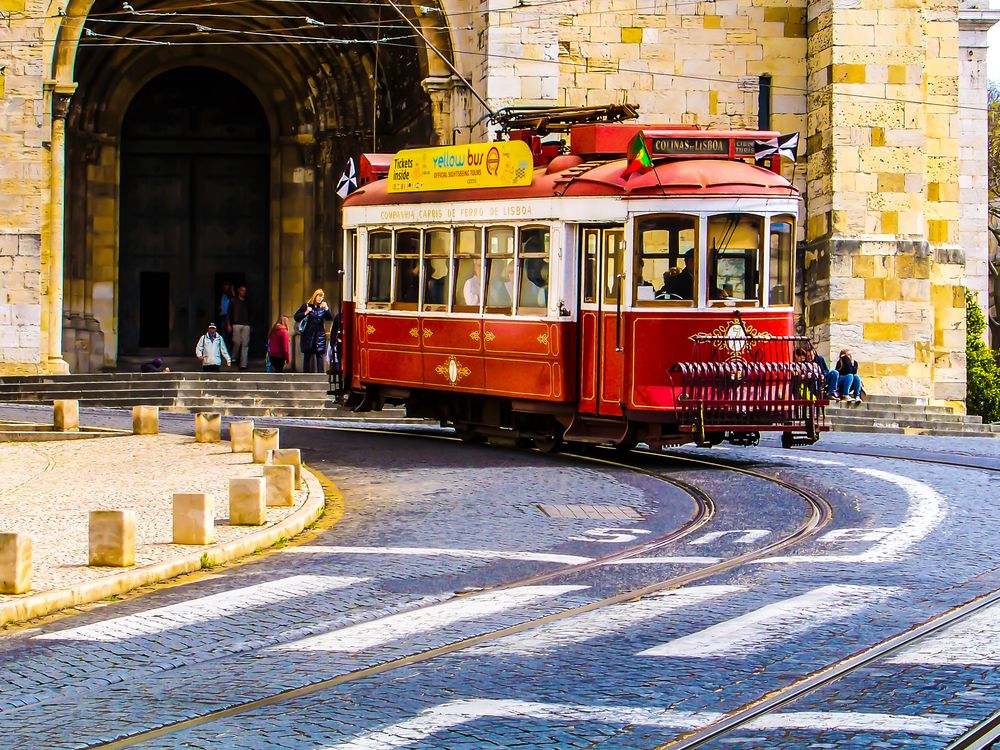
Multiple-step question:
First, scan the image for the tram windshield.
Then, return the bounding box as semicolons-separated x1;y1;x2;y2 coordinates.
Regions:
769;216;794;306
635;215;697;304
707;214;761;304
518;227;549;311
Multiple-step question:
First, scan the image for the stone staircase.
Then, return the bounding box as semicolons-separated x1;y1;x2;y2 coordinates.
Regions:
0;372;342;418
826;394;1000;438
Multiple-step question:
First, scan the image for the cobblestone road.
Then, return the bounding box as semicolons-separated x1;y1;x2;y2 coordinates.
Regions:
0;403;998;749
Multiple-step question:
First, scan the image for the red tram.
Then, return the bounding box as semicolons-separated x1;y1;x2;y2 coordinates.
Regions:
339;118;826;451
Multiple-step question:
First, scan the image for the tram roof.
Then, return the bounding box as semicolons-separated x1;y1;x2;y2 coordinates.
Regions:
343;157;799;208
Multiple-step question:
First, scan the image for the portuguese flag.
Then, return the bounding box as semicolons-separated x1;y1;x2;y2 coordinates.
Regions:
622;131;653;178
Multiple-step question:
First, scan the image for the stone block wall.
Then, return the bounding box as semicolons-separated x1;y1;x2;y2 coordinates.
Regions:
0;0;50;373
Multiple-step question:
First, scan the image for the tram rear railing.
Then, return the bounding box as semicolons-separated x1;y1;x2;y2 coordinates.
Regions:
671;334;826;437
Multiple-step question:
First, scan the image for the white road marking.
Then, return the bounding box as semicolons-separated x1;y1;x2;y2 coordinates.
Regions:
600;556;722;565
638;584;894;657
782;455;845;466
283;585;588;652
321;699;971;750
689;529;771;545
888;604;1000;664
282;546;593;565
475;585;744;655
34;575;365;642
567;527;652;543
760;468;946;564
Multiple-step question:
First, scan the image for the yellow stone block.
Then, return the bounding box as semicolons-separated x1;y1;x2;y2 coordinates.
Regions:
927;219;950;244
132;406;159;435
263;464;295;507
268;448;302;490
229;478;266;526
0;0;26;10
833;64;866;84
0;533;31;594
709;90;718;115
888;65;907;84
53;400;79;432
252;428;280;464
870;127;885;147
878;173;904;193
172;493;215;545
864;322;903;341
89;510;136;567
229;420;255;452
881;211;899;234
830;299;850;322
703;15;721;29
915;341;931;364
195;413;222;443
853;255;874;278
621;27;642;43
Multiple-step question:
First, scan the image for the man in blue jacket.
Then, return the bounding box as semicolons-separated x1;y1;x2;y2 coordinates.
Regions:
196;323;232;372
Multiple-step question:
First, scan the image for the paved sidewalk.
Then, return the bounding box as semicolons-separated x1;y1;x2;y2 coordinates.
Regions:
0;427;327;624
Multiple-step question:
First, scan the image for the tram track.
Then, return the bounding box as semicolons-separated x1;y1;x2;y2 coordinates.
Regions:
650;587;1000;750
80;425;835;750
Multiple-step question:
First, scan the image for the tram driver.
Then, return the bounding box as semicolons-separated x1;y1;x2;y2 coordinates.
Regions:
658;248;695;300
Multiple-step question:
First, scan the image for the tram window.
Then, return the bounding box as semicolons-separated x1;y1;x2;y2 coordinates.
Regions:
582;229;599;304
636;215;697;304
394;230;420;309
453;227;483;311
485;227;515;313
769;216;794;306
603;229;625;304
707;214;761;304
518;227;549;312
367;231;391;306
423;229;450;311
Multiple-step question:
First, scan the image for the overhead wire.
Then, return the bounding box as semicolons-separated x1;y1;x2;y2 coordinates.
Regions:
0;0;987;113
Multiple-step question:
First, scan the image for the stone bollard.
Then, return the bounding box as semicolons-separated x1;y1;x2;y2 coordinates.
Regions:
263;464;295;507
229;420;255;453
89;510;136;567
53;399;79;432
268;448;302;490
0;533;32;594
172;493;215;545
195;413;222;443
229;478;266;525
132;405;159;435
252;428;279;464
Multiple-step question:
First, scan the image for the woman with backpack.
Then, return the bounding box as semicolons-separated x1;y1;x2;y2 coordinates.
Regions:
293;289;334;373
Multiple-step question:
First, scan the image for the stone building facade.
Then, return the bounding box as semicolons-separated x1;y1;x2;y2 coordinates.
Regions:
0;0;996;407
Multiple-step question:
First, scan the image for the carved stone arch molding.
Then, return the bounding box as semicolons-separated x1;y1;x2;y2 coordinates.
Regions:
51;0;450;367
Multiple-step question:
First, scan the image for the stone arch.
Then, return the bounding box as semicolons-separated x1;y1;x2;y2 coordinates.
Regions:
51;0;456;368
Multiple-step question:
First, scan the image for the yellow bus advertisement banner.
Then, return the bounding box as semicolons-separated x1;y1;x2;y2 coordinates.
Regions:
387;141;534;193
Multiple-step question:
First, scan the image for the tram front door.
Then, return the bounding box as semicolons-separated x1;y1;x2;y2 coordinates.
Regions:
578;226;626;417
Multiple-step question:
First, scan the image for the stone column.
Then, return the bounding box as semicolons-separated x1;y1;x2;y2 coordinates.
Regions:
804;0;965;405
421;75;462;146
958;8;1000;330
44;83;76;375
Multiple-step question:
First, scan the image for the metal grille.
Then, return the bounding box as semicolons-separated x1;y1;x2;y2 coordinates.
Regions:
535;504;644;521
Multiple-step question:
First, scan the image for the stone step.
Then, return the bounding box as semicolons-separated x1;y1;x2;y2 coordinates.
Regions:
828;423;997;438
828;401;957;416
0;372;329;385
174;397;337;409
827;414;997;434
827;408;983;424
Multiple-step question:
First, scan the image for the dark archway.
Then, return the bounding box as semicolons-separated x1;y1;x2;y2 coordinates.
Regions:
118;66;269;358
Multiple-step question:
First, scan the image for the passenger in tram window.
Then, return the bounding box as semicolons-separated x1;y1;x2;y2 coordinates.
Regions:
659;248;695;300
424;258;448;306
520;258;549;309
396;259;421;304
486;260;515;309
460;259;482;306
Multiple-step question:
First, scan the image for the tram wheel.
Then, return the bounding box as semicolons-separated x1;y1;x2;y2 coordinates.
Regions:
613;437;639;453
534;435;564;454
780;431;794;449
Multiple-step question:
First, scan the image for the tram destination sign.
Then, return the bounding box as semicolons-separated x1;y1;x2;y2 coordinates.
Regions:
649;136;758;158
387;141;534;193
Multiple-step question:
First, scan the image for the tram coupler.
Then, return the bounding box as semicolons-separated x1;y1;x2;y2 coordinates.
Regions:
727;431;760;447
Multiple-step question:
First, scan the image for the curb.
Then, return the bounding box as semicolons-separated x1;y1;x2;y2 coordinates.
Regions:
0;464;331;627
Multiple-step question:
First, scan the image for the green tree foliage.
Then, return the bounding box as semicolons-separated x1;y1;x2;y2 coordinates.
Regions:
966;289;1000;423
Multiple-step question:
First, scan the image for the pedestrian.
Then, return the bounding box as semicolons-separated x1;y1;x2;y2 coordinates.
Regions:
804;348;840;400
267;316;291;373
835;349;863;402
195;322;231;372
293;289;334;373
139;356;170;374
217;282;233;347
228;284;251;370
